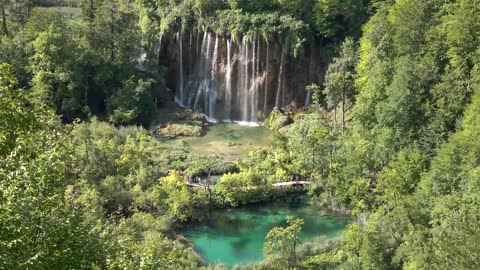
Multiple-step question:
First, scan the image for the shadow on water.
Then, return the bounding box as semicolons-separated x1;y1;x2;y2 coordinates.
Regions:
181;198;351;268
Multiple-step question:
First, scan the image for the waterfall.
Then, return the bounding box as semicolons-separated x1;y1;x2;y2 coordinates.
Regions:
250;36;256;122
225;38;232;120
207;35;219;121
276;45;286;108
249;35;261;122
237;38;243;120
189;32;193;50
196;29;201;57
255;36;260;121
194;32;208;110
245;38;249;122
239;36;250;122
158;35;163;55
201;33;212;116
203;32;212;80
211;35;219;80
169;31;307;125
177;31;184;104
282;58;286;107
263;41;269;115
188;32;193;76
189;30;202;107
305;43;314;106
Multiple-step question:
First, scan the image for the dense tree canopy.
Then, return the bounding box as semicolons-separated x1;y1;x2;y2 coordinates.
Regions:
2;0;480;269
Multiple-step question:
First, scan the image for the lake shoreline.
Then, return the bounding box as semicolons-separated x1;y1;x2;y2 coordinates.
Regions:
177;197;352;268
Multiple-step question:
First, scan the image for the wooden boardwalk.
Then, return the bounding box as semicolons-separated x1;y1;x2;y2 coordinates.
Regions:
272;181;312;187
186;182;205;188
186;181;312;189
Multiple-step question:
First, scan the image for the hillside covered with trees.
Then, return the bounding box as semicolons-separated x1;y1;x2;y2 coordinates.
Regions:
1;0;480;269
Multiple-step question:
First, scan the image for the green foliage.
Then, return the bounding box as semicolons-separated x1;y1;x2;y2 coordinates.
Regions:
3;0;480;268
108;77;156;125
0;63;37;155
264;216;304;269
29;24;78;111
158;123;204;137
323;37;357;128
183;155;238;177
105;212;203;269
1;0;158;125
377;145;426;201
305;83;321;106
68;119;221;217
238;112;339;198
157;171;208;221
137;0;371;57
313;0;371;39
264;109;291;131
0;66;103;268
214;170;267;207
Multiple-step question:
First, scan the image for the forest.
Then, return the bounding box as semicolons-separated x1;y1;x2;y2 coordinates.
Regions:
1;0;480;269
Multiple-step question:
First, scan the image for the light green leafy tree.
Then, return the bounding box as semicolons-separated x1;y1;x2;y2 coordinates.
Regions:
264;216;304;269
323;37;357;129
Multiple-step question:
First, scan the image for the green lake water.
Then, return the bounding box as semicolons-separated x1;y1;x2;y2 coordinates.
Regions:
163;123;273;160
182;201;350;268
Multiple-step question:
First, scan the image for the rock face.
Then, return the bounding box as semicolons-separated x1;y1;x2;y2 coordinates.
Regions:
160;31;327;123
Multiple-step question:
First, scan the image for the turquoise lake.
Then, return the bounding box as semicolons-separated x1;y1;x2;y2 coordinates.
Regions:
182;200;350;267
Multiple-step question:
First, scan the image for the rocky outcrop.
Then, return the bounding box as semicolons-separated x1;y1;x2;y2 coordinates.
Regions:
264;108;291;131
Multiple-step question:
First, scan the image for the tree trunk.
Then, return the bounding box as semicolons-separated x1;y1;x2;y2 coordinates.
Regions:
84;140;90;165
26;0;32;18
110;0;115;62
292;240;297;268
342;88;346;132
85;70;89;110
89;0;94;20
334;106;337;127
1;0;7;36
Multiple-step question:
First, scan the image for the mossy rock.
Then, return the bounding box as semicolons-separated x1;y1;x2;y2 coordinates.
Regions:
158;123;204;137
226;141;241;147
264;109;291;131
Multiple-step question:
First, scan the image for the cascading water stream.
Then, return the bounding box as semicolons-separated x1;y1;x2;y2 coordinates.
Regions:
263;41;269;114
207;35;219;122
305;42;314;106
225;38;232;120
177;31;184;105
243;37;249;122
249;35;262;122
172;31;310;125
256;36;261;121
194;32;208;110
158;35;163;55
276;46;285;108
250;36;256;122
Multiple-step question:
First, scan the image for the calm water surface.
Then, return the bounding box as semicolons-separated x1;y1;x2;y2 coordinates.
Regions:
182;201;350;267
